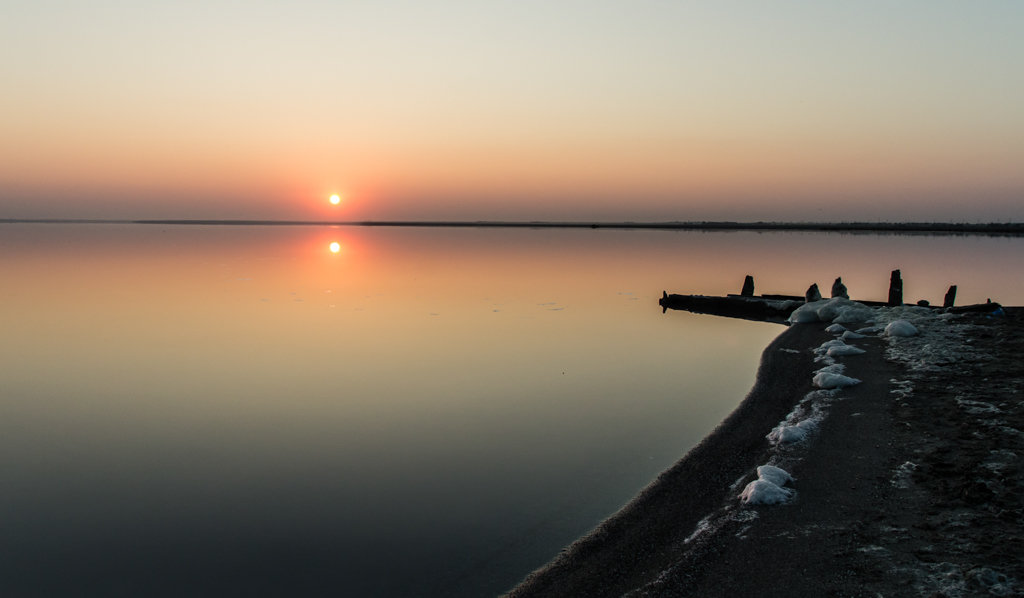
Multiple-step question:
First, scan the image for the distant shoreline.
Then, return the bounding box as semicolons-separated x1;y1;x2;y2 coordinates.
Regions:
2;218;1023;235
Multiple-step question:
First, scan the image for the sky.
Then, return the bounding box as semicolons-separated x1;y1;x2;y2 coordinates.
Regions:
2;1;1022;222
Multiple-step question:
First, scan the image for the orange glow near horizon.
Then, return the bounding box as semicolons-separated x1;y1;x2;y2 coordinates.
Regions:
2;3;1021;223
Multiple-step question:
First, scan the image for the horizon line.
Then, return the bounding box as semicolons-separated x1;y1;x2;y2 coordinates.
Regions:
2;218;1023;235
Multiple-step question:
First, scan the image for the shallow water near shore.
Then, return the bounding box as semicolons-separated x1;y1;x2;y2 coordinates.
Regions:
1;224;1023;596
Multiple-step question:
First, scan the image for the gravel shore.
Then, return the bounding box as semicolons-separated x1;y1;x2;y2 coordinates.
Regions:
507;306;1023;597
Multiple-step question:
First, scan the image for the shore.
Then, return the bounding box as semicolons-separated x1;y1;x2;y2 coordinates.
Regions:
507;306;1023;597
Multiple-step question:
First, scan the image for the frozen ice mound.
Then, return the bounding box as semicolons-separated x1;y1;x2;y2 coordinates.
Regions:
884;319;919;337
756;465;794;487
827;344;866;357
788;298;876;325
813;371;862;389
739;464;796;504
739;479;793;505
767;419;817;444
814;339;866;360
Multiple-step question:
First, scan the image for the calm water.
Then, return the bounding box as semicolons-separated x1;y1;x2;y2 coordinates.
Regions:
2;224;1023;597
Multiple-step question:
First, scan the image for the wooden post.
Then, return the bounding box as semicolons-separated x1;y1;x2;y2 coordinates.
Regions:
888;270;903;306
741;275;755;297
943;285;957;308
831;277;849;299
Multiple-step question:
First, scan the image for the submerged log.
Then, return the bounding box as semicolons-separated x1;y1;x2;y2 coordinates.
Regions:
659;292;799;323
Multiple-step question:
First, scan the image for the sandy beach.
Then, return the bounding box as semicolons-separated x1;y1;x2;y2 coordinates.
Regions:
508;305;1023;597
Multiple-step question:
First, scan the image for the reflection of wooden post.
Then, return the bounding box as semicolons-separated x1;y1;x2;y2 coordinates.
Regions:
888;270;903;306
943;285;957;308
741;275;755;297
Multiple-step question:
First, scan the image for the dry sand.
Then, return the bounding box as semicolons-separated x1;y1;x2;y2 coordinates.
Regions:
507;307;1023;597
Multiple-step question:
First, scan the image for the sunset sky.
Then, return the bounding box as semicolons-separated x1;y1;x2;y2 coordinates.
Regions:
2;1;1022;222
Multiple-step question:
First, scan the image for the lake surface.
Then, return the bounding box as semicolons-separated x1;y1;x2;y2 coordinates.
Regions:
2;224;1022;597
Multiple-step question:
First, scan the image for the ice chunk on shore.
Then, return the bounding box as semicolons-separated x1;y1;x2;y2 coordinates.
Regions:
739;479;793;505
788;298;875;325
768;419;817;444
740;464;795;504
832;304;875;324
815;339;846;353
841;330;866;340
825;323;847;334
828;344;866;357
757;465;794;487
813;371;861;389
789;301;826;323
814;339;866;360
884;320;919;337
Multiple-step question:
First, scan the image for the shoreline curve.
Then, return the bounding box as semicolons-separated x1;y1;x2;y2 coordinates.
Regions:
505;322;831;597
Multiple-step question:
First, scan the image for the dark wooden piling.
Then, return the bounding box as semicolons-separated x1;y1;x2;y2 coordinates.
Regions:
741;275;755;297
944;285;957;308
831;277;848;299
888;270;903;306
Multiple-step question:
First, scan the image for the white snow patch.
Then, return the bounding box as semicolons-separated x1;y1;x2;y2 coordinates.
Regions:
890;379;915;402
813;371;861;389
767;419;818;444
739;479;793;505
828;344;866;357
766;389;836;447
756;465;794;487
739;465;796;505
891;461;918;489
815;339;846;352
813;339;845;362
885;320;919;337
683;515;714;544
789;302;825;323
833;305;876;325
813;340;865;361
788;297;875;325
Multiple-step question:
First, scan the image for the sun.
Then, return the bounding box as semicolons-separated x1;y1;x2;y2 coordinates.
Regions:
329;241;341;254
329;194;342;205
